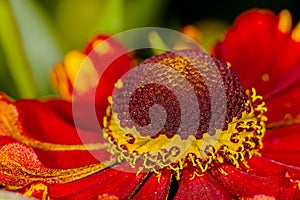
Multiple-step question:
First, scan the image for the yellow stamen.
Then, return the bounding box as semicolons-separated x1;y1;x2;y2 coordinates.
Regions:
189;170;203;180
103;88;267;180
296;180;300;189
98;194;119;200
114;79;123;89
262;73;270;82
278;10;292;34
226;62;231;68
23;183;49;200
218;167;229;176
292;22;300;42
267;114;300;129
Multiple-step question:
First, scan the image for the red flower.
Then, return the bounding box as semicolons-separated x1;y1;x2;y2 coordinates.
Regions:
213;9;300;168
1;9;300;199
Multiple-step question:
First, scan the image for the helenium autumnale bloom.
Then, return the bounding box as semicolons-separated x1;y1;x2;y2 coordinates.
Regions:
1;8;300;199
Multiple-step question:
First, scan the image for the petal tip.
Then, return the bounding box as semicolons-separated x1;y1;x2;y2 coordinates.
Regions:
278;9;292;34
291;22;300;42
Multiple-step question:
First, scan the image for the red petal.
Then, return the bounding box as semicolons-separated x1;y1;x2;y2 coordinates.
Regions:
0;136;15;146
14;99;110;169
48;163;148;199
15;100;101;144
211;163;297;198
33;149;108;169
214;9;300;96
262;124;300;167
174;167;231;199
83;35;135;123
84;35;112;54
264;123;300;141
0;143;57;187
265;78;300;125
133;169;172;200
52;35;135;125
246;157;300;199
247;156;300;180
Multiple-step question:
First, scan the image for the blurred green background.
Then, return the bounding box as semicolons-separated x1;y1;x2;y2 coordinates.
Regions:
0;0;299;99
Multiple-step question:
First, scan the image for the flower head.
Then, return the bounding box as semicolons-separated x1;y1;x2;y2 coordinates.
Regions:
104;49;267;181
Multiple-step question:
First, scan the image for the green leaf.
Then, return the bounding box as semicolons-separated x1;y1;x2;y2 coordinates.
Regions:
0;43;18;97
55;0;107;49
125;0;168;29
10;0;64;96
91;0;125;34
0;0;38;98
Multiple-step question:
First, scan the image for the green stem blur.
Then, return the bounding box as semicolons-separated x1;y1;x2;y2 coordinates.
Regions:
0;0;38;98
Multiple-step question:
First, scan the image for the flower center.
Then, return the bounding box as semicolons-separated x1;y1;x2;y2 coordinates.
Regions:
103;50;267;179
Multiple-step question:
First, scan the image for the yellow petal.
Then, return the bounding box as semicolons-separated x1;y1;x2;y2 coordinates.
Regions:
65;52;99;96
292;22;300;42
92;39;113;55
64;50;87;85
51;62;72;101
278;9;292;34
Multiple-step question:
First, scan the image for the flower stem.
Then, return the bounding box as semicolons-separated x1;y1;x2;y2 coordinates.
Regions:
0;0;38;98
